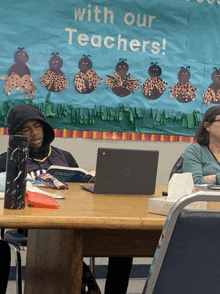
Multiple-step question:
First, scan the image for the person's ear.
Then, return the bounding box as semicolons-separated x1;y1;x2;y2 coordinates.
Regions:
204;122;210;132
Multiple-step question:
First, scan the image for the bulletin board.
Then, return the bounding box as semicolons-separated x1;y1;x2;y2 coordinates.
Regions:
0;0;219;139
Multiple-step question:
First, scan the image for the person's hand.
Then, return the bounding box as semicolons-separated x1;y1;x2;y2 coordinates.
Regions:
203;175;216;184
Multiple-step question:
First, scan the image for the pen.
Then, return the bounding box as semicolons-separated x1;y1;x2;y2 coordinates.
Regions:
53;195;66;199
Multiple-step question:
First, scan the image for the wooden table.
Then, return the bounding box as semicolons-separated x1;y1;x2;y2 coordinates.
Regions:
0;184;167;294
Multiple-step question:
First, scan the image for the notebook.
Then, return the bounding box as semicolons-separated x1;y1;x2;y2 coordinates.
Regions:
81;148;159;195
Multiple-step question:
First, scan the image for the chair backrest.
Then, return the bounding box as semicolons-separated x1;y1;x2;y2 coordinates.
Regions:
143;192;220;294
168;153;184;181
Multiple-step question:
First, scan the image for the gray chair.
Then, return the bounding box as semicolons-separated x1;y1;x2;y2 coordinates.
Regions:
169;153;184;180
143;191;220;294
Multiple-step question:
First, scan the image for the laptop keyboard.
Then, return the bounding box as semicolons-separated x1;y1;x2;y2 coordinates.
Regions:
81;184;95;193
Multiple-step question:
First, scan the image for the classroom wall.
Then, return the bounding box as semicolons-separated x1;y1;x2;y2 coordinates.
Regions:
0;135;190;185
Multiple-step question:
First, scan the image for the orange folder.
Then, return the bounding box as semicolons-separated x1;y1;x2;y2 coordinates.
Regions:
26;191;60;209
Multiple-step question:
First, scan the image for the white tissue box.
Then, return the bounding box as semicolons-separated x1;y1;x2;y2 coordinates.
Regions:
148;196;207;216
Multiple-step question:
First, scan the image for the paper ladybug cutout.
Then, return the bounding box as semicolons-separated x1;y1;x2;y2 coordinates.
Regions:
75;55;103;94
143;62;167;99
169;66;198;103
105;58;141;97
203;67;220;106
40;53;69;92
0;47;37;99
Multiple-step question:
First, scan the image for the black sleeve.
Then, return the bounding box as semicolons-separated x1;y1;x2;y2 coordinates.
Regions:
0;152;7;173
61;150;79;168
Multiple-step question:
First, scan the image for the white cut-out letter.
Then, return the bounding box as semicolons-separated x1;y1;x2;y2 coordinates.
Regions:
88;4;91;21
94;5;101;22
75;8;86;20
65;28;77;45
130;39;140;51
104;36;115;49
78;33;89;46
104;7;114;23
148;15;156;28
151;42;160;54
117;34;127;50
142;41;150;53
91;35;102;47
124;12;135;25
137;14;146;27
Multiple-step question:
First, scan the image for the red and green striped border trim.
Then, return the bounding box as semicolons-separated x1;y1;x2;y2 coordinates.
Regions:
0;127;196;142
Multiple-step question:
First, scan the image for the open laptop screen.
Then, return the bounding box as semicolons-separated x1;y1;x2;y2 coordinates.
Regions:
82;148;159;195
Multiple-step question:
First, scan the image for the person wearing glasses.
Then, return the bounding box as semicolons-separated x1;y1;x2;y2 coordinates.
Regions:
183;105;220;184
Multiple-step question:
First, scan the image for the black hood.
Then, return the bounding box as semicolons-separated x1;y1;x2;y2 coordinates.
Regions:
7;104;55;146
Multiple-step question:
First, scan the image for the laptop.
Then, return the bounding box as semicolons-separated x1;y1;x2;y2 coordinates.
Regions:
81;148;159;195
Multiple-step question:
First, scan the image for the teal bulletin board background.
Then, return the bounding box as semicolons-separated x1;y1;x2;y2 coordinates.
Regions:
0;0;220;136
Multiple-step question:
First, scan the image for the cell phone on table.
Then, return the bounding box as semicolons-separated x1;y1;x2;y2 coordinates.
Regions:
208;185;220;190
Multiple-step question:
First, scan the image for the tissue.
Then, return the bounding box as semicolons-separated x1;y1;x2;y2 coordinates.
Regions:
167;172;194;201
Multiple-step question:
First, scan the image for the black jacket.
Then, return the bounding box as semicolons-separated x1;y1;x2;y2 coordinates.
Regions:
0;104;78;175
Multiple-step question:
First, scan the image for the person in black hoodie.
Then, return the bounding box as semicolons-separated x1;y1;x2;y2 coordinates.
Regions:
0;104;132;294
0;104;78;176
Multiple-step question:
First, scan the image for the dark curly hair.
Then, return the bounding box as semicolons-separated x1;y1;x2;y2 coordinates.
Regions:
196;105;220;146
